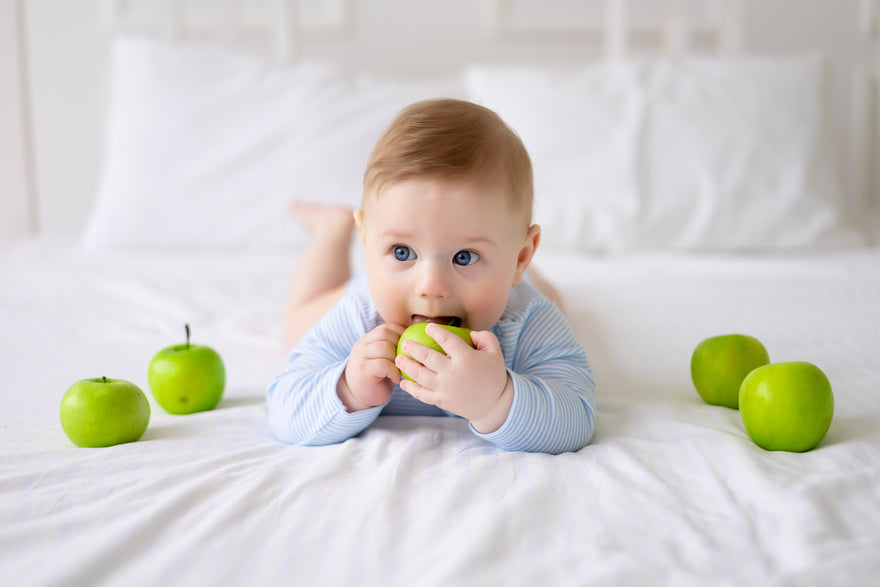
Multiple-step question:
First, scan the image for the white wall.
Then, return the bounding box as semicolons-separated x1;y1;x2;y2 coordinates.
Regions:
13;0;880;239
23;0;109;237
0;0;35;240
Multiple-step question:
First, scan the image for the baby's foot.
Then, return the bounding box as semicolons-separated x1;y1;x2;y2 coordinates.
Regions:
289;202;355;240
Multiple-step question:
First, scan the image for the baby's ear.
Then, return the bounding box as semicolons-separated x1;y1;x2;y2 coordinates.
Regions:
513;224;541;285
354;210;365;240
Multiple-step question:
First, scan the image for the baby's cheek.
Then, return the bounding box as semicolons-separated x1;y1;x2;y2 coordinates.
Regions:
465;288;509;332
377;294;412;327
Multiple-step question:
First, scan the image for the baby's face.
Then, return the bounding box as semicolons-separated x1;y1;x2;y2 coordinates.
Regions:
356;176;537;332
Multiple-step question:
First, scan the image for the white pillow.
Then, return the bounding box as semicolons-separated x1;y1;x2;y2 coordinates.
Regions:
82;36;463;251
466;56;866;252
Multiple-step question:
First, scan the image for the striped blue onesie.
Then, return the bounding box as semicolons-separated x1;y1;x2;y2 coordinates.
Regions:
267;273;596;453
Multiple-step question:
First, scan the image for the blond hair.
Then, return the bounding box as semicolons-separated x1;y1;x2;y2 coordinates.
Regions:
363;99;533;226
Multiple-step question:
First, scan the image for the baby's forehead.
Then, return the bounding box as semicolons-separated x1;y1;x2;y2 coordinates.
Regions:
365;174;525;216
362;184;530;246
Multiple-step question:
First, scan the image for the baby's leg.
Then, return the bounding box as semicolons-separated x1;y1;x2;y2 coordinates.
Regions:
284;203;356;347
528;266;566;316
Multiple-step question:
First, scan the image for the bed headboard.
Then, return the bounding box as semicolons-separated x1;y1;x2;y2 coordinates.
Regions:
104;0;745;63
1;0;878;241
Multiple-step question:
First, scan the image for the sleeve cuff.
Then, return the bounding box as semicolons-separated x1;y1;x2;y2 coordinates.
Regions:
303;364;387;445
468;369;527;448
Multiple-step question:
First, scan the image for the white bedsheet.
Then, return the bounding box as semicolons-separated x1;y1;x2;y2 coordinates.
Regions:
1;237;879;586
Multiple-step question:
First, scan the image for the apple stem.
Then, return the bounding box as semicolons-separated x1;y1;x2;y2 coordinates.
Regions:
185;323;190;350
102;376;107;383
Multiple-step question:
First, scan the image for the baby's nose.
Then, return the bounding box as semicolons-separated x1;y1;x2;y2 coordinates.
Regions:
416;260;450;298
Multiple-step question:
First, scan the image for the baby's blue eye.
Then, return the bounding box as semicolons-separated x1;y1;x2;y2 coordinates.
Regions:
393;245;415;262
453;250;479;266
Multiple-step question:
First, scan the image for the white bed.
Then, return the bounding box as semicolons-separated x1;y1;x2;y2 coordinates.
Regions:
2;1;880;585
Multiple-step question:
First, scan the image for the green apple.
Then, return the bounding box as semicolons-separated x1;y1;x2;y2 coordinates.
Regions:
691;334;770;409
396;322;474;381
739;361;834;452
148;324;225;414
59;377;151;448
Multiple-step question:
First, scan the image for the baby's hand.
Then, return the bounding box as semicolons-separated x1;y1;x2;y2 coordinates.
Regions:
338;323;405;412
396;323;513;433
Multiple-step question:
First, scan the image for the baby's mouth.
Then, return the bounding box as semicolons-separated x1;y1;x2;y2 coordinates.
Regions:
411;315;463;327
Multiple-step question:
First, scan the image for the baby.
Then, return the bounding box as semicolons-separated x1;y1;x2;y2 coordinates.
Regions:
267;99;596;453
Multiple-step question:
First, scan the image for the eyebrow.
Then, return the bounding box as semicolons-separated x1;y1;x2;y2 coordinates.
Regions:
379;229;497;248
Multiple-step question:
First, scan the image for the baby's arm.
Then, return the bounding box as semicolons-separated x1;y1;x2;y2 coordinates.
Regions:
267;296;389;445
474;301;596;454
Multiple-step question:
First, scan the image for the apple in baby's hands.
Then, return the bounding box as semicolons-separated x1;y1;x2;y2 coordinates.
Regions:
59;377;151;447
396;322;474;381
691;334;770;409
739;361;834;452
148;324;225;414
